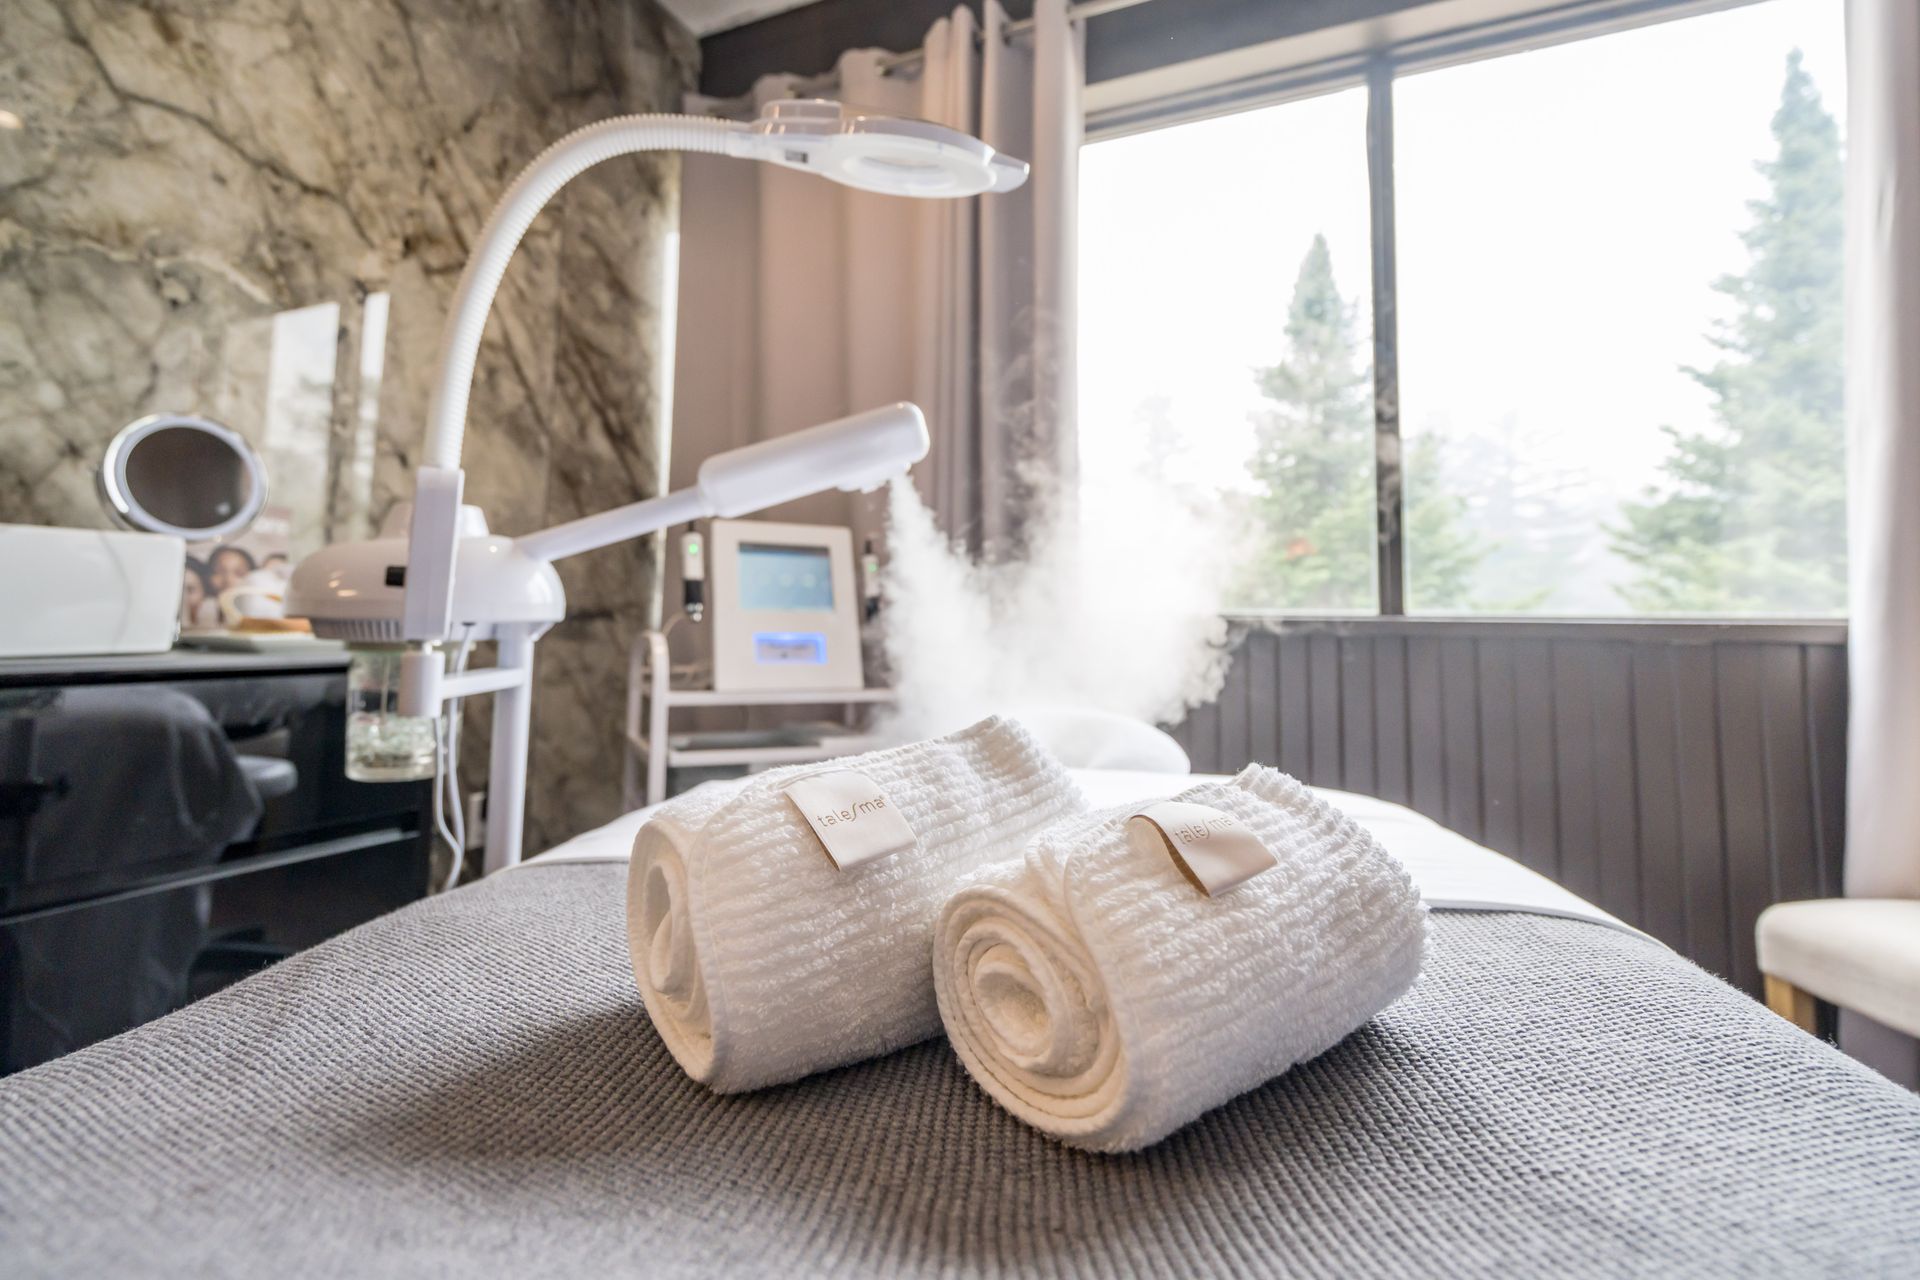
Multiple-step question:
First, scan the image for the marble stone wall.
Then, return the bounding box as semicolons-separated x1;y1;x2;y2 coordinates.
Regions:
0;0;697;855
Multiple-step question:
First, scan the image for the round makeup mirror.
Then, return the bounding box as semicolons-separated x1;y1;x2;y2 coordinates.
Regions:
98;413;267;541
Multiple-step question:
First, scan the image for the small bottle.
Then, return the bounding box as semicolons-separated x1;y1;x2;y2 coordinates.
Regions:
681;527;706;623
345;647;437;782
861;539;882;621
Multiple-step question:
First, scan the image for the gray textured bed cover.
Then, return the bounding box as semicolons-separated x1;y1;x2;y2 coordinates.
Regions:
2;863;1916;1278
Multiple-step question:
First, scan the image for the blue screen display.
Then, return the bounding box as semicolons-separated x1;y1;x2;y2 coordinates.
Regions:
738;543;834;611
753;631;828;665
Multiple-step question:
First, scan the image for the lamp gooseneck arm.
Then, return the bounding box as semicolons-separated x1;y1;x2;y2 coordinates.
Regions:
420;114;740;473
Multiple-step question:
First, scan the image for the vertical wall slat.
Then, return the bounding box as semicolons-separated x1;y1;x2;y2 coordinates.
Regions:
1630;645;1687;950
1308;633;1343;787
1440;636;1483;841
1248;631;1281;767
1759;645;1818;906
1341;637;1377;794
1589;642;1641;925
1714;643;1771;995
1672;643;1732;980
1279;634;1312;779
1218;641;1252;775
1406;636;1446;823
1804;642;1848;897
1373;635;1411;805
1186;693;1223;775
1552;640;1602;904
1476;638;1521;856
1510;638;1561;881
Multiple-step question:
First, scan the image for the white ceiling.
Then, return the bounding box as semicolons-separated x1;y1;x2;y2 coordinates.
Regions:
658;0;826;37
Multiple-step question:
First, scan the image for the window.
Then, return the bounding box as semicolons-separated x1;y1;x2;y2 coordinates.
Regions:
1078;0;1847;617
1079;87;1377;612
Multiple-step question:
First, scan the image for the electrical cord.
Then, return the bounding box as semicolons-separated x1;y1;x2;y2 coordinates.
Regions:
431;733;458;891
430;628;477;893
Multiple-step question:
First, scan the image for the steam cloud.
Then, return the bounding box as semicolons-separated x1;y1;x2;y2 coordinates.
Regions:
877;474;1236;739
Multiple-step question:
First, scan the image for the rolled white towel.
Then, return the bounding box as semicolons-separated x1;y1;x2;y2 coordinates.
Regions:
933;764;1427;1152
627;716;1085;1092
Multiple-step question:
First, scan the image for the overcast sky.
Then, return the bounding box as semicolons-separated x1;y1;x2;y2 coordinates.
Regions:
1078;0;1846;612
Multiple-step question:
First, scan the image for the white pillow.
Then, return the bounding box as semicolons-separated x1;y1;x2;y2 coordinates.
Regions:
1009;706;1192;774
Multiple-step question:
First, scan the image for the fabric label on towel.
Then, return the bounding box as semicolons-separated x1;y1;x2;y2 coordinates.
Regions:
784;770;917;870
1128;801;1277;897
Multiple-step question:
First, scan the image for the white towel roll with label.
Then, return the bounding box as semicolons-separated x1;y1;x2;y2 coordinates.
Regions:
933;765;1427;1152
628;717;1085;1092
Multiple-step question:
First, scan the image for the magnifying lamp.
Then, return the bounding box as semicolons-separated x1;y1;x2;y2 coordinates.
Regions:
289;99;1027;875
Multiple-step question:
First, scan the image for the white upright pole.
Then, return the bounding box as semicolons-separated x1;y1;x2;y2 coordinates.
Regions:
483;624;537;874
646;630;672;808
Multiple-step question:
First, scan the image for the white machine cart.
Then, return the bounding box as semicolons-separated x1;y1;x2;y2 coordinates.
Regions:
624;630;896;808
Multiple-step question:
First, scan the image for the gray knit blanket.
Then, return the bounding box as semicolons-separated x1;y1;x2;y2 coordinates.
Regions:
2;864;1916;1277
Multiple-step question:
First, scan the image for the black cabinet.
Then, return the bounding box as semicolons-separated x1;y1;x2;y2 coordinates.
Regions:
0;650;432;1074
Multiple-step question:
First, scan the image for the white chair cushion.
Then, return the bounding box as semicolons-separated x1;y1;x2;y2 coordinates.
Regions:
1756;899;1920;1037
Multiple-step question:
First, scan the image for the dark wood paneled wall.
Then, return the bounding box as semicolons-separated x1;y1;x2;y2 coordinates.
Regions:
1166;620;1849;997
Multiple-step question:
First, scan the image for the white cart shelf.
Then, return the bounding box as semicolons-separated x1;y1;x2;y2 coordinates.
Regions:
624;630;895;808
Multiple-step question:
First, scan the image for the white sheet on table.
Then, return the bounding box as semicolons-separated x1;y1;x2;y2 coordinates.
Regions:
524;768;1641;939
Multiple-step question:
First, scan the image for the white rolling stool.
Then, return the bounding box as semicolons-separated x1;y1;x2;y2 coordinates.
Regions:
1755;899;1920;1039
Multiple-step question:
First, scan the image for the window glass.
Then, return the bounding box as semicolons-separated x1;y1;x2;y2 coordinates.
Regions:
1079;86;1379;612
1394;0;1847;614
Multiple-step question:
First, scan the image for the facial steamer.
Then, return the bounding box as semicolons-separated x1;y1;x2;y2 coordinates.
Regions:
289;100;1029;875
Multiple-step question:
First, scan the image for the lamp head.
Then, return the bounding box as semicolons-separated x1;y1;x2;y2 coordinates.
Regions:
286;505;565;643
737;99;1029;197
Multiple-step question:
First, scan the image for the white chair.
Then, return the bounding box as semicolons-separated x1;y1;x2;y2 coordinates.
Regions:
1755;899;1920;1038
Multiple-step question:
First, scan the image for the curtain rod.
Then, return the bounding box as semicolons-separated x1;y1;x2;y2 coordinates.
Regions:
879;0;1155;76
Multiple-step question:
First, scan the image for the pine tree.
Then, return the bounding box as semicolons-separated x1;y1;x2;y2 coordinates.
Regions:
1612;50;1844;614
1235;234;1481;609
1443;415;1597;611
1404;433;1486;610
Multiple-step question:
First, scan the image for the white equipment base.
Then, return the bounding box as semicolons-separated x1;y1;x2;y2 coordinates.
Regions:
624;630;896;808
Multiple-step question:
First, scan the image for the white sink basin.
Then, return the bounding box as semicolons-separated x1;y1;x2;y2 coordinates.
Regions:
0;525;184;658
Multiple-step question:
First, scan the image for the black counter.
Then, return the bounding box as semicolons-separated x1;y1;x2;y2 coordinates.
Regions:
0;645;432;1074
0;645;351;686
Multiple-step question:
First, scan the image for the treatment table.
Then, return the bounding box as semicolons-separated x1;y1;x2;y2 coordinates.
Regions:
2;773;1917;1276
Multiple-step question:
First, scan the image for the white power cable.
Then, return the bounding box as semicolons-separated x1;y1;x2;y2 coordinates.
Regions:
430;729;457;890
431;628;478;892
